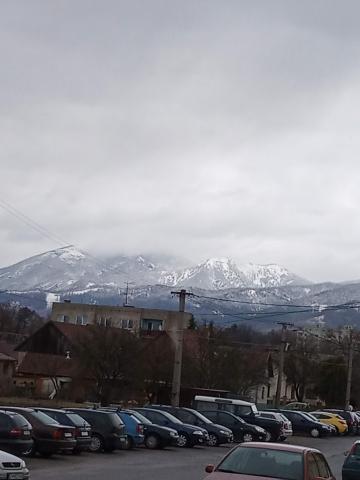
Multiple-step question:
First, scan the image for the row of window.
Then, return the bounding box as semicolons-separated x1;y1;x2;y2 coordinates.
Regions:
56;314;134;329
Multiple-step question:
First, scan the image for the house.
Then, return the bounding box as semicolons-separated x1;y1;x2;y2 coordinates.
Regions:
50;301;192;345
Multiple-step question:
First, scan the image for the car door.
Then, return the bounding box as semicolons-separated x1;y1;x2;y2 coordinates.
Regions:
217;412;241;437
307;452;321;480
285;412;306;434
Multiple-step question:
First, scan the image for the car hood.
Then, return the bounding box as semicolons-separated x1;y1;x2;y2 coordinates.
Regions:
0;450;23;463
155;425;178;435
182;423;208;433
206;472;283;479
212;424;233;434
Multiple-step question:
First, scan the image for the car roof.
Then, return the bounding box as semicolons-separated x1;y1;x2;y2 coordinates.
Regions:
35;408;66;413
238;442;320;454
0;406;35;412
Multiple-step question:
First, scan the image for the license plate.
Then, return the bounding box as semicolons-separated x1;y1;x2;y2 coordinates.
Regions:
64;432;72;437
23;430;30;436
8;474;25;480
81;431;88;436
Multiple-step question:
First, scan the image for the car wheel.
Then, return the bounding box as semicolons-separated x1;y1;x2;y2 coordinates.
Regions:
144;434;160;449
177;433;189;448
242;433;254;442
123;435;134;450
265;431;272;442
310;428;320;438
208;434;219;447
89;434;104;453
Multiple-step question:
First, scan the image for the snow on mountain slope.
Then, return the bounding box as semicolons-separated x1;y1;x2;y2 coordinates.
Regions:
0;247;309;292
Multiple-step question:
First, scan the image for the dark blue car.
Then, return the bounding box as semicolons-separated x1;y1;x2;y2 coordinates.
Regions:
99;408;144;449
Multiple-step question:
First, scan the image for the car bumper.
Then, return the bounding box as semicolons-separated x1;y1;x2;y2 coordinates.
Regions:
217;434;233;445
75;436;92;451
104;434;127;450
36;438;77;453
0;468;30;480
342;468;360;480
0;439;34;455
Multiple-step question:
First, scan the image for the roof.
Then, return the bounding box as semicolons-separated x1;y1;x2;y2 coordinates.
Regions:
0;353;16;362
238;442;320;454
17;352;79;377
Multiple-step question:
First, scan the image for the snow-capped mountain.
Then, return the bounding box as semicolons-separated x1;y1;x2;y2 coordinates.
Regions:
159;258;307;290
0;246;308;292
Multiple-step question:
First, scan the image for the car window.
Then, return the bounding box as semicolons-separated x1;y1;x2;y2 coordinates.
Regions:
217;446;303;480
235;405;253;416
145;411;166;425
66;413;88;426
202;411;217;422
218;412;236;425
31;411;59;424
0;413;12;429
175;410;195;423
129;411;152;425
314;453;331;478
260;412;273;419
307;453;320;479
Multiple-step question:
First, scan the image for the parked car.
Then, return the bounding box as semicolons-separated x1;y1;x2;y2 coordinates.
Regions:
1;407;76;457
134;408;208;447
193;395;283;441
204;442;335;479
128;409;179;449
259;411;293;441
66;408;127;453
0;409;33;456
270;409;332;438
323;409;358;435
343;440;360;480
200;410;267;443
148;405;233;446
0;449;30;480
36;408;92;453
100;408;144;449
311;411;348;435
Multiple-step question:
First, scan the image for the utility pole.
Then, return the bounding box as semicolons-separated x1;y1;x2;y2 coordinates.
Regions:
275;322;293;408
170;289;192;407
345;327;354;411
123;281;133;307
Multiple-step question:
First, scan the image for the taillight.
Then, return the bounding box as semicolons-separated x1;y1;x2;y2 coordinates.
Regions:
75;427;81;437
9;428;22;437
136;424;144;435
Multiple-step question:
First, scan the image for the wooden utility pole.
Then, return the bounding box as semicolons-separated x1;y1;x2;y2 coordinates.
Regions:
170;289;192;407
275;322;293;408
345;327;354;411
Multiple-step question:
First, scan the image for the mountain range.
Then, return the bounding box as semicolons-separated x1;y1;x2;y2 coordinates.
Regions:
1;245;360;330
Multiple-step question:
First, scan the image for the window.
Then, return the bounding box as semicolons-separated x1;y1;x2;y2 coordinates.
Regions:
97;316;112;327
57;314;70;323
314;453;331;478
121;319;134;329
76;315;88;325
176;410;195;423
308;453;320;479
261;386;265;399
141;319;163;331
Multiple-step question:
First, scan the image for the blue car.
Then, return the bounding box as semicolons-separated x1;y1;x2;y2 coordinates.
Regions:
343;440;360;480
100;408;144;449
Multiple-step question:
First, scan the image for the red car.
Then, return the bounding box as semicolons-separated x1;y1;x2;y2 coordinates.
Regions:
204;442;335;480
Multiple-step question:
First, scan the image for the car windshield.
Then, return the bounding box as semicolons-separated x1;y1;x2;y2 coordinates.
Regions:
302;413;318;422
66;413;89;426
217;446;303;480
192;410;212;424
158;411;182;424
129;411;152;425
31;411;59;424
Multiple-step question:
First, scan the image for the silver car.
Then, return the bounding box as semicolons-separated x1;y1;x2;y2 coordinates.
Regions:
0;450;30;480
259;411;293;440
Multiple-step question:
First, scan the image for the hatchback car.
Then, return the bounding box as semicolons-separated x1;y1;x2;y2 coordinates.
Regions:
67;408;127;453
100;408;144;449
0;449;30;480
0;410;33;456
134;408;208;447
204;442;335;479
149;405;233;446
37;408;92;453
128;409;179;449
199;410;267;443
343;440;360;480
259;411;293;441
311;411;348;435
0;407;76;457
323;409;358;435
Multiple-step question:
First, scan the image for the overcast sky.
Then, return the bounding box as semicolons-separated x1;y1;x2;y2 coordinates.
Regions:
2;1;360;282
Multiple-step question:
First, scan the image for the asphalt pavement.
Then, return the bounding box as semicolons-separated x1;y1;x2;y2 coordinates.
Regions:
27;435;356;480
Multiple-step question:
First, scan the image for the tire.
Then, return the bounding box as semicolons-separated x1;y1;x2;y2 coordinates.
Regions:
310;428;320;438
265;431;272;442
334;426;340;436
208;434;219;447
144;434;160;450
89;434;104;453
122;435;134;450
242;433;254;442
22;443;36;457
177;433;189;448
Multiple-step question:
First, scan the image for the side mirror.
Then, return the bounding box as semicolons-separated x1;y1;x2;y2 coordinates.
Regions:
205;465;215;473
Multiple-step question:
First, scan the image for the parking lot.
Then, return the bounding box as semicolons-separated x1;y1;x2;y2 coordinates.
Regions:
27;435;356;480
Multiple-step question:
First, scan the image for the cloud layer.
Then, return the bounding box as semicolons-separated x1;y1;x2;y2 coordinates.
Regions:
2;0;360;282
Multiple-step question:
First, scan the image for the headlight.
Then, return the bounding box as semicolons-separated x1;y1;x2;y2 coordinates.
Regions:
193;430;204;435
219;430;230;435
255;426;265;433
170;431;177;437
